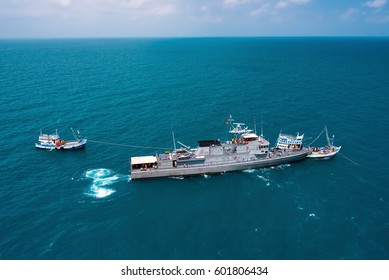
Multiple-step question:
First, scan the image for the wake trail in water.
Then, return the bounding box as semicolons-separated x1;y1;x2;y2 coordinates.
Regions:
82;168;131;198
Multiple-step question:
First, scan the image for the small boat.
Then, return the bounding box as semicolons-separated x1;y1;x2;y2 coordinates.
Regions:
307;126;341;159
35;128;87;150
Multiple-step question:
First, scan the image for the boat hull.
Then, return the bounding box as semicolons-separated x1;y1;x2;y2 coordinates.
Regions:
307;146;341;160
35;139;87;150
131;150;308;180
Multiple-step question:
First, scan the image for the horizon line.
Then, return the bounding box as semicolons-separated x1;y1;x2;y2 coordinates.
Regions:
1;35;389;40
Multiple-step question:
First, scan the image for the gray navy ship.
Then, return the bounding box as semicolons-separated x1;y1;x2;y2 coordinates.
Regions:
130;115;308;180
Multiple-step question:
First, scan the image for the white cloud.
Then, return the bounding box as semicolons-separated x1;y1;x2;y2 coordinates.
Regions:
0;0;177;18
365;0;387;8
275;1;289;9
223;0;251;7
250;5;269;16
121;0;150;9
251;0;311;16
56;0;71;8
289;0;311;4
367;14;389;22
201;5;209;13
275;0;311;9
340;8;359;21
199;4;223;23
146;4;176;15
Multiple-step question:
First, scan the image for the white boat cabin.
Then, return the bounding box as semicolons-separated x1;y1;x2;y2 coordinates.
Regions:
276;133;304;150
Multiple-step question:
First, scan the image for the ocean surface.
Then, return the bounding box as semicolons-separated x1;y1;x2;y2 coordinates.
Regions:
0;37;388;260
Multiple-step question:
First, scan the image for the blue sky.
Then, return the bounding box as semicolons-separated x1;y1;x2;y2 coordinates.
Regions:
0;0;388;37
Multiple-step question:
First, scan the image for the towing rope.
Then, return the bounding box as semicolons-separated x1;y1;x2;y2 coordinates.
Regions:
306;128;325;147
305;129;359;166
338;152;360;166
88;140;170;150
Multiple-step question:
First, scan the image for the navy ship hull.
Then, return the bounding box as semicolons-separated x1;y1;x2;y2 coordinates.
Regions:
131;149;308;180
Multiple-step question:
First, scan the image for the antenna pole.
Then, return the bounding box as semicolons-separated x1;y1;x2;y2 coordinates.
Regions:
261;119;263;137
177;140;191;150
254;116;257;135
172;131;177;151
228;114;234;128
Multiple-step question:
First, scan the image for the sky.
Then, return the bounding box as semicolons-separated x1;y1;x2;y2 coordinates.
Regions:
0;0;388;38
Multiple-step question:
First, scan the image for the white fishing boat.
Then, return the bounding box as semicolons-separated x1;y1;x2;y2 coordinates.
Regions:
307;126;341;159
276;132;304;150
35;128;87;150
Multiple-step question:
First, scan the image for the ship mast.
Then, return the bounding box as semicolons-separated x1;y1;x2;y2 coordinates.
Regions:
325;126;331;146
261;119;263;138
254;116;257;135
172;131;177;151
227;114;234;128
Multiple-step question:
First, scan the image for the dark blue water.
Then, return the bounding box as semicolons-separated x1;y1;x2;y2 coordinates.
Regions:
0;38;388;260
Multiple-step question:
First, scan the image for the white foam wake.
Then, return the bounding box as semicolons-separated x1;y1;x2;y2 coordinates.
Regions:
83;168;130;198
257;175;270;182
242;169;256;173
277;163;291;170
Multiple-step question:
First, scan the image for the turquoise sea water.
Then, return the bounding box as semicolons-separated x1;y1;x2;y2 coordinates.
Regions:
0;38;388;260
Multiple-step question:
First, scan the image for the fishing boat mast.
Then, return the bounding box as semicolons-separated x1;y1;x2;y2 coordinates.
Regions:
325;126;331;146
